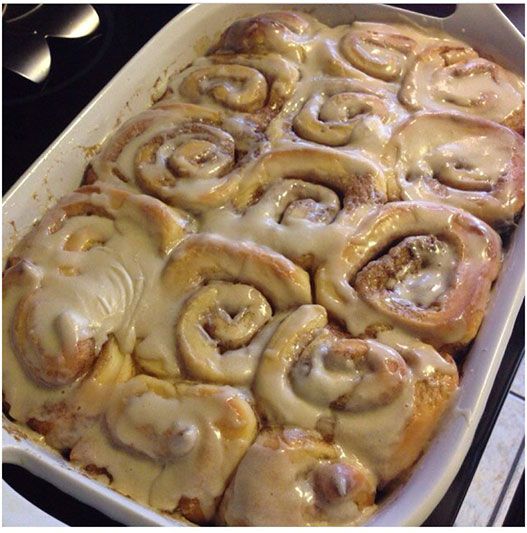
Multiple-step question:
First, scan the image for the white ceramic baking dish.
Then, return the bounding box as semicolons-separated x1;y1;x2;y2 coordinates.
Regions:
2;3;525;527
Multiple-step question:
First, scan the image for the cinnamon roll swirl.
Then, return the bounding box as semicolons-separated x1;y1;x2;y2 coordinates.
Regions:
253;305;458;485
385;112;525;228
313;22;462;83
200;147;390;270
399;45;525;132
218;427;377;526
201;178;344;271
85;103;265;212
4;185;191;389
70;376;257;524
132;233;311;384
212;11;322;62
335;23;418;82
169;53;299;126
267;77;407;156
315;202;501;350
232;146;389;210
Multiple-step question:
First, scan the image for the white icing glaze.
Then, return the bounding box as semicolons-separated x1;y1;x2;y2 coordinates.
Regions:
89;104;268;212
308;20;466;85
168;53;300;119
254;304;457;481
266;76;409;160
3;10;517;527
315;201;501;348
3;261;74;421
386;237;457;309
3;186;192;418
219;428;377;526
212;11;325;63
176;281;287;384
399;46;524;127
385;112;525;226
71;376;257;522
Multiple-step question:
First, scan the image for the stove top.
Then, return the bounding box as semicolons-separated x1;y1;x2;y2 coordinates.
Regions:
3;5;188;194
3;4;110;102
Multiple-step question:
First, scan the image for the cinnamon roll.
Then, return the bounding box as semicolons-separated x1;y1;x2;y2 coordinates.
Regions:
70;375;257;524
399;45;525;132
313;22;461;83
232;146;389;210
169;53;299;126
85;102;266;212
336;23;418;81
132;233;311;384
253;305;458;484
384;112;525;228
201;178;344;271
315;202;501;350
218;427;377;526
199;147;390;270
267;77;408;156
4;185;191;388
211;11;322;62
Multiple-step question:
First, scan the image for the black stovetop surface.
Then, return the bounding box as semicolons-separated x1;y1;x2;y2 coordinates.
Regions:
3;4;525;527
3;5;189;193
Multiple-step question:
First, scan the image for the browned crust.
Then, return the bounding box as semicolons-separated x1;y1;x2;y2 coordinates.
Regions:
386;111;525;228
176;496;207;524
380;368;459;486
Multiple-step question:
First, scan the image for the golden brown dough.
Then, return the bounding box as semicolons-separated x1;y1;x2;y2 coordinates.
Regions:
172;54;299;126
316;201;502;350
267;76;408;159
218;427;377;526
338;24;417;81
232;146;388;210
26;338;134;451
85;103;266;212
311;21;463;82
384;112;525;228
142;233;312;384
253;305;458;485
212;11;323;62
399;45;525;132
70;376;257;524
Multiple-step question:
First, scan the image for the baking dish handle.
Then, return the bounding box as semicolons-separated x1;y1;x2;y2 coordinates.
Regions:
2;480;66;527
444;3;525;73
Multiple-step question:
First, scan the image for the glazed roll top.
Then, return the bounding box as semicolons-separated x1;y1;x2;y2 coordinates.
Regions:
133;233;311;383
384;112;525;227
85;103;266;212
218;427;377;526
212;11;323;62
399;45;525;132
71;375;258;523
267;76;408;158
311;20;465;82
4;185;191;389
254;305;458;484
316;201;501;350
